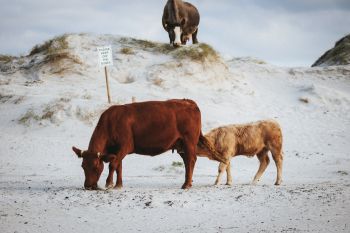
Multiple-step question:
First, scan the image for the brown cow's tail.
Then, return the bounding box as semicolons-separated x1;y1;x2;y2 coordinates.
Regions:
198;133;227;164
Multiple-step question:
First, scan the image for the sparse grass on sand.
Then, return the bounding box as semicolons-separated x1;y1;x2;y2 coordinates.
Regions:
151;78;164;87
120;47;135;55
29;35;69;56
0;55;16;64
119;37;220;63
171;161;184;167
171;43;220;62
119;37;173;54
28;34;82;74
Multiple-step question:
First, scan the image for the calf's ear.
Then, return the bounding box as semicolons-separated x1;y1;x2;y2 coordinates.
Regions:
100;154;117;163
72;146;82;158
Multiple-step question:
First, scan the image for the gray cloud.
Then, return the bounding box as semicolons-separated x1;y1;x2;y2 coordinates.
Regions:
0;0;349;66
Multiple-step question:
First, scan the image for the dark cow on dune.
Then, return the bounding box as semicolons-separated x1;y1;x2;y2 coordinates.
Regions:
72;99;224;190
162;0;200;47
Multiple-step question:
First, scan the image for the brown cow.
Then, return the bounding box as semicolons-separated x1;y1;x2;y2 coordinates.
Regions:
196;120;284;186
72;99;224;190
162;0;200;47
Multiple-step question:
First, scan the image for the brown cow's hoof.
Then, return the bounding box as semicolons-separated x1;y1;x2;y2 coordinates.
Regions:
84;184;100;191
105;182;114;190
181;183;192;189
85;186;105;191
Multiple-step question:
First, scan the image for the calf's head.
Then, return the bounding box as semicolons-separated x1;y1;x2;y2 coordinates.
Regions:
72;146;114;190
196;143;213;159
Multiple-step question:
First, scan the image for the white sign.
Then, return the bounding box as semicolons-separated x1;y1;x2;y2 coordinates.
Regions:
97;46;113;67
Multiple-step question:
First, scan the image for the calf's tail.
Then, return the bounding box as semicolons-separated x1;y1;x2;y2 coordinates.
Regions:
198;133;227;164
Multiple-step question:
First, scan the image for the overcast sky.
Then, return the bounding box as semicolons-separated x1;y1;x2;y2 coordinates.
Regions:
0;0;349;66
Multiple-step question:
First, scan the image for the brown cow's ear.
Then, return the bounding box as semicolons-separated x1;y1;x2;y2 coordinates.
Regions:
100;154;117;163
72;146;83;158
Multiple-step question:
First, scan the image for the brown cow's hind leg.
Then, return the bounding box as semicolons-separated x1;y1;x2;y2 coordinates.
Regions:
180;143;197;189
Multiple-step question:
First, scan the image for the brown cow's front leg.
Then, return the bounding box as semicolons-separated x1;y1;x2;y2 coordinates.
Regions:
106;158;124;189
105;162;116;189
104;145;131;189
105;153;125;189
180;145;197;189
106;159;123;189
115;161;123;189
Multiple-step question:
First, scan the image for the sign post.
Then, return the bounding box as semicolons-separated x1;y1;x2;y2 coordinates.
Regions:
97;46;113;104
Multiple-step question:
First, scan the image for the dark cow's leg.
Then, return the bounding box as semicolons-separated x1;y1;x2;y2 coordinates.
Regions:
180;143;197;189
192;28;199;44
168;31;174;45
181;34;187;45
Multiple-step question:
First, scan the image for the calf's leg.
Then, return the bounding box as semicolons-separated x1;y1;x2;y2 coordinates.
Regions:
214;152;230;185
271;150;283;185
215;162;228;185
252;150;270;184
226;160;233;185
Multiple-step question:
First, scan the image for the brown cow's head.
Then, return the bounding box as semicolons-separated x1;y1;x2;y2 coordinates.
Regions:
72;146;112;190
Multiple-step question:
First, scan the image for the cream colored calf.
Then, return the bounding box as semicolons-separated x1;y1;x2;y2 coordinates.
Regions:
197;120;283;185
